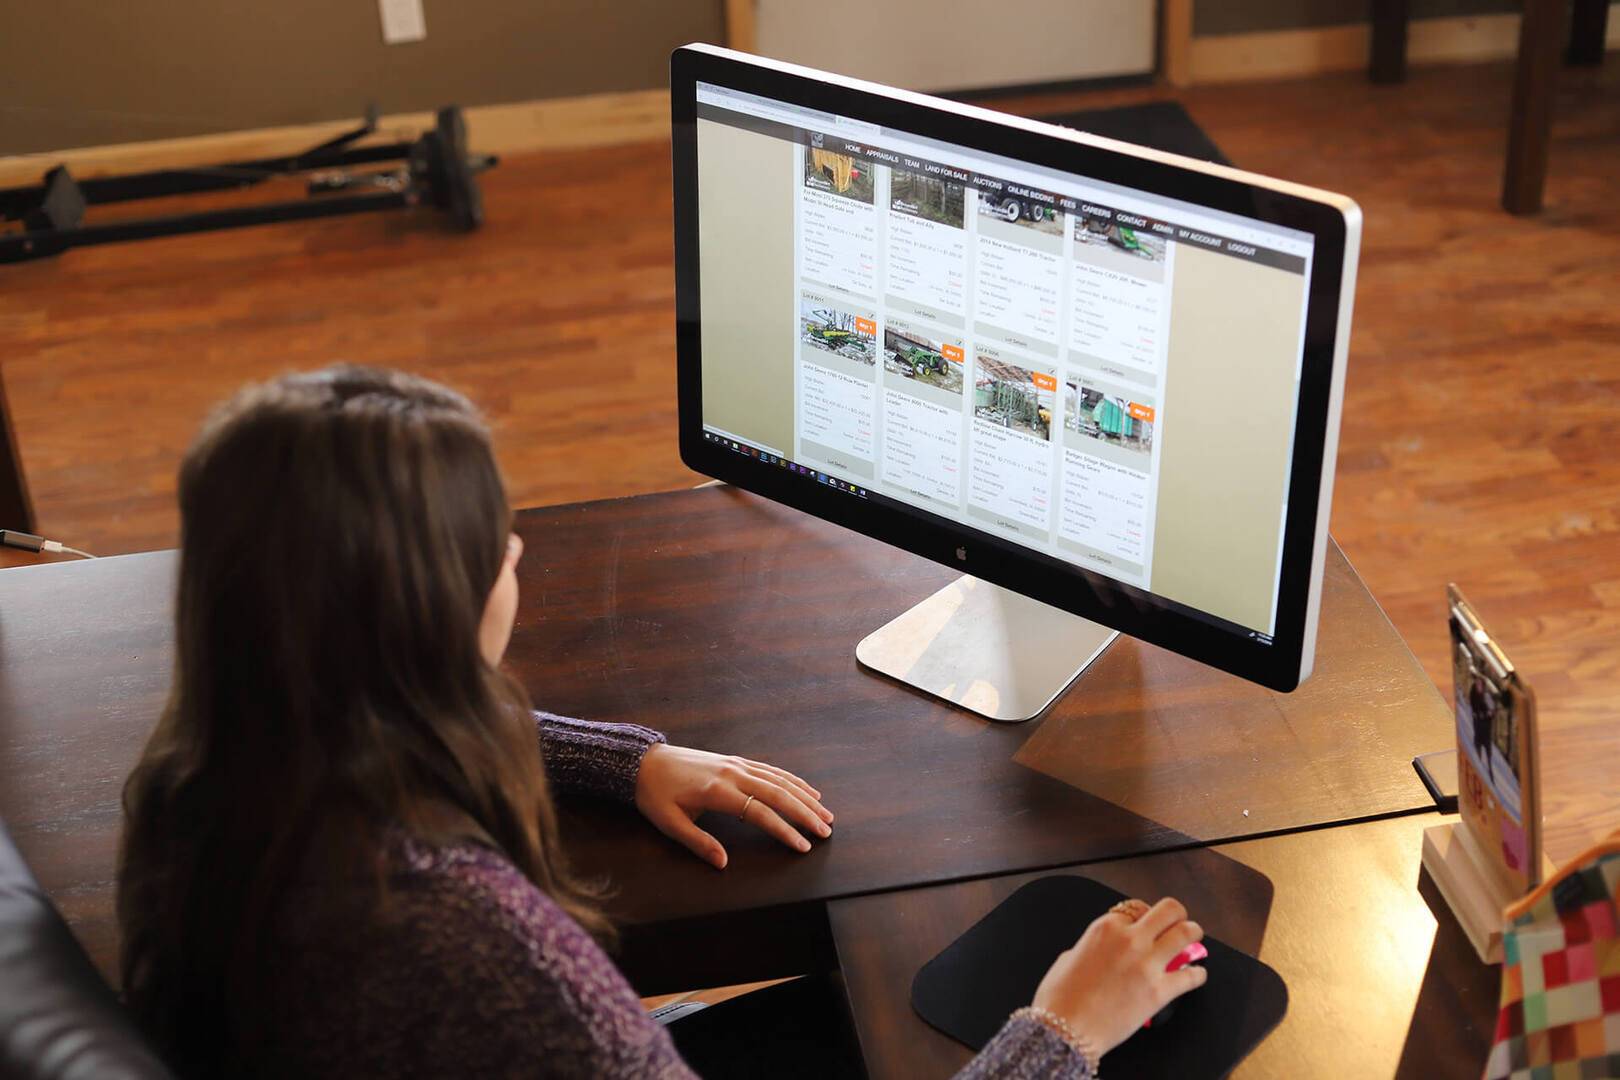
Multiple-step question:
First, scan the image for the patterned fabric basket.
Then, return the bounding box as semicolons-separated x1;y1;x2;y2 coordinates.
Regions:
1484;831;1620;1079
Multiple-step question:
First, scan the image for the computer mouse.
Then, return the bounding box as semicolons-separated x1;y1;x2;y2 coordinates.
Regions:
1144;941;1209;1028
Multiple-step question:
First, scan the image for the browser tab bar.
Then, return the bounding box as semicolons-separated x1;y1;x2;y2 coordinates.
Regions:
834;115;882;136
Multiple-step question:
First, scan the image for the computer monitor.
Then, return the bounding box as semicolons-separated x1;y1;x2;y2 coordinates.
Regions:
671;45;1359;719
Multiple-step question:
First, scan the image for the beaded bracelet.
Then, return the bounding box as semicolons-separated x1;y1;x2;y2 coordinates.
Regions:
1016;1005;1101;1075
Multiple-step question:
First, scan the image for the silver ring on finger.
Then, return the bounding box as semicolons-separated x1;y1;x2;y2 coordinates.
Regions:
739;794;757;821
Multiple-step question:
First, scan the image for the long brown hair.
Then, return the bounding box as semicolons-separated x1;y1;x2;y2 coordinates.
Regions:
117;365;608;1075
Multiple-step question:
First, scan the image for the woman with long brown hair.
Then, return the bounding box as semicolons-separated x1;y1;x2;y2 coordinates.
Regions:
117;365;1204;1077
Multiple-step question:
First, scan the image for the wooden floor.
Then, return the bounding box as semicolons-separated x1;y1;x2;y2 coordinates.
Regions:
2;59;1617;864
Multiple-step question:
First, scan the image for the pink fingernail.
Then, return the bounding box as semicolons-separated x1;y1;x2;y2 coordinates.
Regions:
1166;942;1208;972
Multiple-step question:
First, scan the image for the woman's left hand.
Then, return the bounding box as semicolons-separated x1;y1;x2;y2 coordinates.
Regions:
634;744;834;869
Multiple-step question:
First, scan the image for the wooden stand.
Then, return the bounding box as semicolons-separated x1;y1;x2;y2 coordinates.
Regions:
1422;822;1511;963
1422;822;1556;964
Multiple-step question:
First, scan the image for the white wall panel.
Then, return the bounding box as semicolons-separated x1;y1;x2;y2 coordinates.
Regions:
755;1;1156;92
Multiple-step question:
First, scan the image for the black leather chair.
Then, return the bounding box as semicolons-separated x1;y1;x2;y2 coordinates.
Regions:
0;818;173;1079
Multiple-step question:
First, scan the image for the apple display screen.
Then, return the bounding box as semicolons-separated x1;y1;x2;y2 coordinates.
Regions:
693;82;1317;643
674;48;1357;691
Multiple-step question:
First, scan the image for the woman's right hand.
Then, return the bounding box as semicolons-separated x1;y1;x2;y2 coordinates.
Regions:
1031;896;1208;1058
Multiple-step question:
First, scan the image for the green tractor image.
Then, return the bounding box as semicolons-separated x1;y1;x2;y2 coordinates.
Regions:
806;323;856;348
1113;225;1158;259
897;345;947;377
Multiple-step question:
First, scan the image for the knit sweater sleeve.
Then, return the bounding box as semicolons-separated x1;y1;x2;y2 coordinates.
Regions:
954;1010;1097;1079
353;839;699;1079
533;710;666;803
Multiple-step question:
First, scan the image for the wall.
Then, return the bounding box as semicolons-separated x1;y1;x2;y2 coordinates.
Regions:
1194;0;1516;36
0;0;724;156
754;0;1155;93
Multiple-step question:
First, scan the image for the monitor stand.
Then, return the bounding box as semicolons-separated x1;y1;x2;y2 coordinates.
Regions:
856;575;1119;723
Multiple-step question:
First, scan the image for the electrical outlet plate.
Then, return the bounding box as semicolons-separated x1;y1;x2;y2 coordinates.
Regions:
379;0;426;44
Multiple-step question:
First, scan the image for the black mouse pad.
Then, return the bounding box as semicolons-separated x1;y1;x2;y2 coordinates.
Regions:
911;875;1287;1078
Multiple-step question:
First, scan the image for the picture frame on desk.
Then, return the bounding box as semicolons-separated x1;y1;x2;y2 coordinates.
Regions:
1422;584;1548;964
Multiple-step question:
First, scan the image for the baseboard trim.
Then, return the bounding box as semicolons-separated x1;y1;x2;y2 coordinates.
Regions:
0;88;671;189
1189;6;1620;84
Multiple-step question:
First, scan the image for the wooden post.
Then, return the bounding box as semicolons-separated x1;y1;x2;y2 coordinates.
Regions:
1369;0;1410;83
1567;0;1610;65
1162;0;1194;88
724;0;757;54
1503;0;1564;215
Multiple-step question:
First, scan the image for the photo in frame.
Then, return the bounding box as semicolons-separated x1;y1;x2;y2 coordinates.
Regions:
1449;583;1542;895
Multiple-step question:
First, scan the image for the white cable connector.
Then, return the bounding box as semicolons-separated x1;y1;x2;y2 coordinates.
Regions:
0;530;96;559
41;539;96;559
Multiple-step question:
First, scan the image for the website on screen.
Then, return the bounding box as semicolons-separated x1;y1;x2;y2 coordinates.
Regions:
694;84;1315;637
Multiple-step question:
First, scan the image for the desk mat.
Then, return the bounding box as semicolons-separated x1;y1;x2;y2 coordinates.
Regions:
1035;100;1232;166
911;875;1287;1078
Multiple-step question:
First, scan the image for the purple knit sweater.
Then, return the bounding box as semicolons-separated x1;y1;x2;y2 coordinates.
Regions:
261;713;1093;1078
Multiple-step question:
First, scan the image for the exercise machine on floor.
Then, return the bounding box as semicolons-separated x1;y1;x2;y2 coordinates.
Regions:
0;105;496;264
0;105;496;532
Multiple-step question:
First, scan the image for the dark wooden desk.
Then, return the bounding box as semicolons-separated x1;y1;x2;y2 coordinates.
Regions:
0;486;1451;991
830;812;1499;1079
